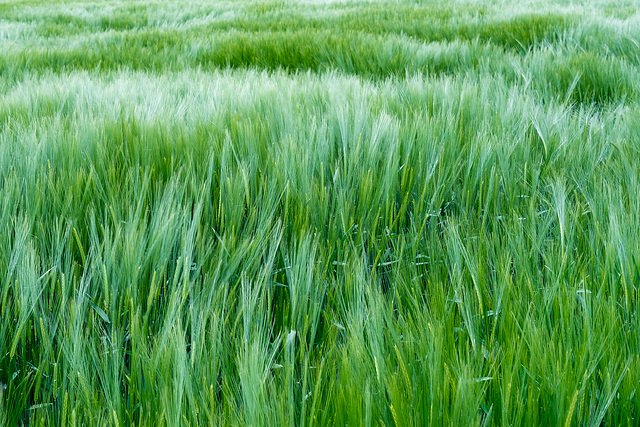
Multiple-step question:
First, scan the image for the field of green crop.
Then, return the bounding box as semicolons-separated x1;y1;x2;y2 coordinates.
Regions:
1;0;640;425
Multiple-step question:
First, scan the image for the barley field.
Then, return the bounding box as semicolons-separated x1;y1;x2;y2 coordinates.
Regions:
1;0;640;425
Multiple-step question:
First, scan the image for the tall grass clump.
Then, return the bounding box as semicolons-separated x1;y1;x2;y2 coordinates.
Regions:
1;0;640;425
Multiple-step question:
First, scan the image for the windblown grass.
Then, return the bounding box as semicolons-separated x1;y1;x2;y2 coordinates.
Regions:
1;0;640;425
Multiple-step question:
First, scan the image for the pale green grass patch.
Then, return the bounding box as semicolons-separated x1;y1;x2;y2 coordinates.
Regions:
1;0;640;425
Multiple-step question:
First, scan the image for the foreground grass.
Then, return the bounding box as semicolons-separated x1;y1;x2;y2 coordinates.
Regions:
1;0;640;425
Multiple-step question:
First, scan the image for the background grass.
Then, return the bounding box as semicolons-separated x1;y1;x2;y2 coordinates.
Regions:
1;0;640;425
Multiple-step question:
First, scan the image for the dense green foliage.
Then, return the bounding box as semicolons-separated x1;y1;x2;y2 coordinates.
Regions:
1;0;640;425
